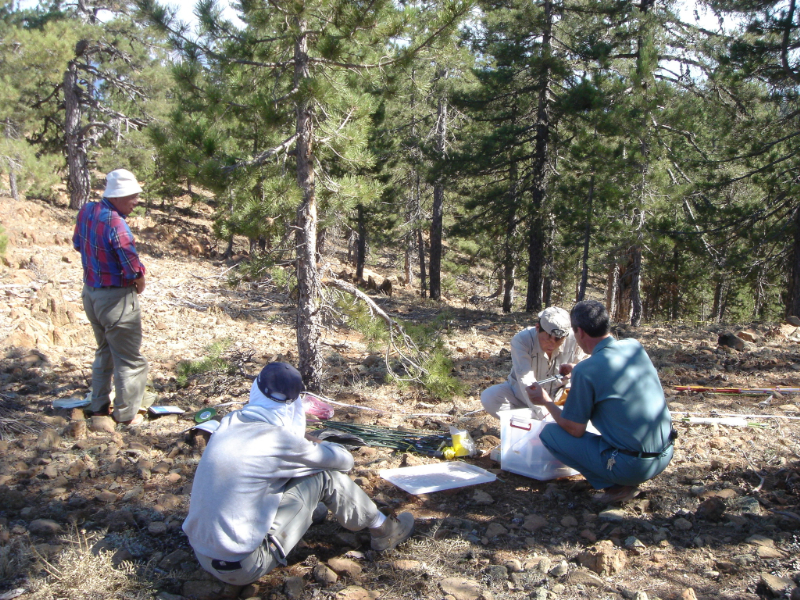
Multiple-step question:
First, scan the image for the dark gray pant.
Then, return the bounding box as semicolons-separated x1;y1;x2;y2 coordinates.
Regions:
82;285;148;422
195;470;382;586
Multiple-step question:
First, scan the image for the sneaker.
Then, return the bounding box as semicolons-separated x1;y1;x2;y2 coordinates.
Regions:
312;502;328;525
489;445;501;462
370;512;415;552
596;485;640;504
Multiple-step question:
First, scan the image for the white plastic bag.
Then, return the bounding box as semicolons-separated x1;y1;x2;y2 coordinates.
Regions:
498;409;579;480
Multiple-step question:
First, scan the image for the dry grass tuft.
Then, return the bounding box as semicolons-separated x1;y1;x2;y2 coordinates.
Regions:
27;529;157;600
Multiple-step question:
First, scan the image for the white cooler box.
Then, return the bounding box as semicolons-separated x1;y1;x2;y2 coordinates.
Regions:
499;408;593;481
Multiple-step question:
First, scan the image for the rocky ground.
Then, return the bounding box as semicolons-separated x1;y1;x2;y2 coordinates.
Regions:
1;194;800;600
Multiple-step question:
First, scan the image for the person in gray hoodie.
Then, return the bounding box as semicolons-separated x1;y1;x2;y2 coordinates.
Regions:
183;362;414;585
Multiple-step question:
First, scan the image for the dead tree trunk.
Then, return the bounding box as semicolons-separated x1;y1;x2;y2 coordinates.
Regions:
606;261;619;320
293;22;323;391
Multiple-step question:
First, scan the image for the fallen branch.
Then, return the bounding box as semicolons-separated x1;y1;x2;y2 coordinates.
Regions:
770;508;800;522
323;275;429;382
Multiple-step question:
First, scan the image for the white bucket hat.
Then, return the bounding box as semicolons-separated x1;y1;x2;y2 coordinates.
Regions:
538;307;571;338
103;169;143;198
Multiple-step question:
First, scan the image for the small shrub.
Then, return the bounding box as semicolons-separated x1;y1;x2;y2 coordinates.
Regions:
419;347;466;400
0;225;7;256
451;238;481;259
270;265;293;293
175;339;234;387
442;258;469;277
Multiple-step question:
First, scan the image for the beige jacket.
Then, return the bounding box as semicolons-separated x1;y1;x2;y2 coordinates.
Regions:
508;326;586;402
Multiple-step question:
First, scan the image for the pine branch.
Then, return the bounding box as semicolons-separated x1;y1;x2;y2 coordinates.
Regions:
222;133;299;173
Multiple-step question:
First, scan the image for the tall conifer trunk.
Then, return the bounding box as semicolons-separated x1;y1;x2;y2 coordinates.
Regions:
577;174;594;301
404;209;414;289
8;169;18;202
789;206;800;318
628;0;654;328
415;167;427;297
430;92;447;301
502;159;519;313
356;204;366;282
607;261;619;320
525;0;553;313
629;243;643;325
65;60;90;210
293;21;323;391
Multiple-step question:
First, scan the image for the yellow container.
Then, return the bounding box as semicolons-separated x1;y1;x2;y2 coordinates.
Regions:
450;430;471;457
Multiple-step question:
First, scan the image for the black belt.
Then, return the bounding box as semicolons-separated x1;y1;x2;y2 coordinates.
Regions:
211;559;242;571
616;429;677;459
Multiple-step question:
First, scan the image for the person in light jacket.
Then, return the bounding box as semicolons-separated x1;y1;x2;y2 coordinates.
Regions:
481;306;585;420
183;362;415;585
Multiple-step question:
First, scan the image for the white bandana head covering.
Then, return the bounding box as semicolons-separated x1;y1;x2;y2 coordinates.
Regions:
241;379;306;437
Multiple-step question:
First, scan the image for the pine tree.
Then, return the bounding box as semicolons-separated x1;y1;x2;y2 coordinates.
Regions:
143;0;469;388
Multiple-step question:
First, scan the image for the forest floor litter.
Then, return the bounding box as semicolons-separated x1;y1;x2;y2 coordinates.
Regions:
1;195;800;600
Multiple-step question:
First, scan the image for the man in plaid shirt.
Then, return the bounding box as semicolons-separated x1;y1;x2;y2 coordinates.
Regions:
73;169;153;426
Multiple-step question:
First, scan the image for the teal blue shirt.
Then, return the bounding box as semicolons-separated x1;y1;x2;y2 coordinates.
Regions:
561;337;672;453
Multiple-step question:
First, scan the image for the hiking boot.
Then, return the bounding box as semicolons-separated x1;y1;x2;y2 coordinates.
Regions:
596;485;640;504
312;502;328;525
84;402;111;418
115;413;145;427
370;512;414;552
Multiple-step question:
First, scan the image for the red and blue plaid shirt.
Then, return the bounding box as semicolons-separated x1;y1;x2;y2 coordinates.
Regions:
73;198;146;288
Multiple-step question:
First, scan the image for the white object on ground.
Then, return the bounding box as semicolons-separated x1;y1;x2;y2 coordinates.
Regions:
380;462;496;495
52;397;90;409
684;416;749;426
148;405;185;415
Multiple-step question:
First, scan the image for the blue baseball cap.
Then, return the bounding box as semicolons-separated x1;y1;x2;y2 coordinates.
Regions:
256;362;304;403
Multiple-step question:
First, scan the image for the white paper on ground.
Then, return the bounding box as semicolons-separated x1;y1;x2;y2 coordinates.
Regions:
380;462;496;495
148;406;185;415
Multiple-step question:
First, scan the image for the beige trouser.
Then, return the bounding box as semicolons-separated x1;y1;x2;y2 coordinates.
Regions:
194;470;381;586
481;382;546;420
82;285;149;422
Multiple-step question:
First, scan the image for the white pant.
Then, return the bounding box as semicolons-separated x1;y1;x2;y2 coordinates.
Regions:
194;470;381;585
481;382;546;420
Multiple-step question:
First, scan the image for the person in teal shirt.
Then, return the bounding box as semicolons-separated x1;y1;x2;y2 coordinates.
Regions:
526;300;674;503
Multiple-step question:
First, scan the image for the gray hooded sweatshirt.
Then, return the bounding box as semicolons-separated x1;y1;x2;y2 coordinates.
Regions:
182;381;352;561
